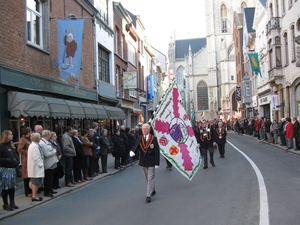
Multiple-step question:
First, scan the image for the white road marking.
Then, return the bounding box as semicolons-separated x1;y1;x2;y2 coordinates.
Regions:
228;141;269;225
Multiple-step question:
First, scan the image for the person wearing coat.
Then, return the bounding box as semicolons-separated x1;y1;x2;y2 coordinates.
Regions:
196;120;217;169
214;121;227;158
17;127;32;197
292;117;300;150
39;130;58;198
111;130;126;169
72;129;85;183
80;129;94;181
27;132;44;201
278;118;287;146
285;117;294;150
131;123;160;203
99;129;110;173
49;132;63;189
0;130;20;211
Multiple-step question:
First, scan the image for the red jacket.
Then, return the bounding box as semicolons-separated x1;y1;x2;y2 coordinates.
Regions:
285;122;294;139
256;120;262;131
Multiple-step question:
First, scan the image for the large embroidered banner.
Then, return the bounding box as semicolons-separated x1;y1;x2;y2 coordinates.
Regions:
56;19;84;88
151;80;201;180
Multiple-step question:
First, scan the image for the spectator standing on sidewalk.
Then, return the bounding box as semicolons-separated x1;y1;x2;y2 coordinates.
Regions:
91;122;101;175
17;127;32;197
278;118;286;146
120;125;129;166
61;126;76;187
255;117;262;139
80;129;94;181
72;129;85;183
285;118;294;150
270;120;279;144
49;132;63;189
111;129;126;169
99;129;110;173
292;117;300;150
265;118;272;143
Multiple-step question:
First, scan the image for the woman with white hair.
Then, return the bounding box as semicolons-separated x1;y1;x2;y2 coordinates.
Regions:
27;133;44;201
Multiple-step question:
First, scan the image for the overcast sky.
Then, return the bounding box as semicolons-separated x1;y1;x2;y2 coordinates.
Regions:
119;0;206;56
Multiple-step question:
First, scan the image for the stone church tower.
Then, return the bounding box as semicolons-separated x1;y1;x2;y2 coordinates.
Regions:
168;0;256;120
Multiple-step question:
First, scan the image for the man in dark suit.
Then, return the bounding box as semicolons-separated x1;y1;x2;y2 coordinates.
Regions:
132;123;160;203
196;119;217;169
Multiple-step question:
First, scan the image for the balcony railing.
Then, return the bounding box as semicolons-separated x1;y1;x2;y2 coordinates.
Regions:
266;17;280;35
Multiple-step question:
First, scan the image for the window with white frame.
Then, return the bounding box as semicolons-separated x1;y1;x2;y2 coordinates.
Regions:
98;45;110;83
26;0;48;49
128;43;136;66
96;0;108;25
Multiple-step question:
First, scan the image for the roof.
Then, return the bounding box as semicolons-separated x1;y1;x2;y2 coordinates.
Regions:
175;38;206;59
244;8;255;33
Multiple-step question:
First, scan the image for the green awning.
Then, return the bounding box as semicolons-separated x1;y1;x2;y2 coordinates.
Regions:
43;97;70;119
103;105;126;120
8;91;50;118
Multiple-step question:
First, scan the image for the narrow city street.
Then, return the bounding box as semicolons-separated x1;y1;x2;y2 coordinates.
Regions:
2;132;300;225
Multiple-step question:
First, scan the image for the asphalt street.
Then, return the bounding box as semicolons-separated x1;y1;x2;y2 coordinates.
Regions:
1;132;300;225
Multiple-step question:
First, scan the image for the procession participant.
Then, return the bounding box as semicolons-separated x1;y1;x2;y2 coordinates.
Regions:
196;119;217;169
131;123;160;203
214;121;227;158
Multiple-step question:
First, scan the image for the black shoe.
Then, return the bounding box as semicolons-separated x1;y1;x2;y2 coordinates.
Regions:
146;197;151;203
203;165;208;169
53;187;58;189
44;193;54;197
3;204;13;211
51;191;58;194
103;171;108;173
10;203;19;209
32;197;43;201
211;162;215;167
151;191;156;196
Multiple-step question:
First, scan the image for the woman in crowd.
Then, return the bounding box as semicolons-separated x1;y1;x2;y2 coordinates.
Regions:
0;130;20;211
17;127;32;197
270;120;279;144
99;129;110;173
27;132;44;201
72;129;85;183
49;132;63;189
111;129;126;169
81;129;94;181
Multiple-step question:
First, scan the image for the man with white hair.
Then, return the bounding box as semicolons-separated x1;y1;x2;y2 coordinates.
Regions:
278;118;287;146
131;123;160;203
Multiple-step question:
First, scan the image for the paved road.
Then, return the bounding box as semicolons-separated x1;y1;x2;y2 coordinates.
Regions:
1;133;300;225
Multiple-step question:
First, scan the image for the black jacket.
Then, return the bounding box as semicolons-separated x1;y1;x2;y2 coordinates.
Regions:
111;134;126;157
0;142;19;168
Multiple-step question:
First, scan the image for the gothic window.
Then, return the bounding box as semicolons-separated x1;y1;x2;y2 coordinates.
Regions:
284;32;289;65
291;25;296;61
197;81;209;111
176;66;185;85
221;4;228;33
241;2;247;12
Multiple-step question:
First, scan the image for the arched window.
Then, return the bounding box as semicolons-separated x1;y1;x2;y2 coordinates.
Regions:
176;66;185;85
283;32;289;65
275;36;282;67
221;4;227;33
197;81;209;110
241;2;247;13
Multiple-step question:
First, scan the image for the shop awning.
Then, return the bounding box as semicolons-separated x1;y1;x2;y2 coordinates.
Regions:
79;102;98;119
8;91;50;118
43;97;70;119
103;105;126;120
92;104;108;119
64;100;85;119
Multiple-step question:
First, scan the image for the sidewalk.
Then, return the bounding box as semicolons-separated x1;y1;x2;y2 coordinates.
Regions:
0;154;137;221
229;131;300;156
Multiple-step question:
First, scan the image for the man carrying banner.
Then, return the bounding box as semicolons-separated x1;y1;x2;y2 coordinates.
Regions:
196;120;217;169
131;123;160;203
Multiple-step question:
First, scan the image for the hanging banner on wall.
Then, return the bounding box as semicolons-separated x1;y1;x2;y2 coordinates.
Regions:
151;79;201;180
147;74;154;100
56;19;85;88
271;95;278;110
236;86;241;101
123;71;137;89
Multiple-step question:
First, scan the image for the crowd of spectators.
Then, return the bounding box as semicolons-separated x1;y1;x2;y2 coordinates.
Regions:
226;116;300;150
